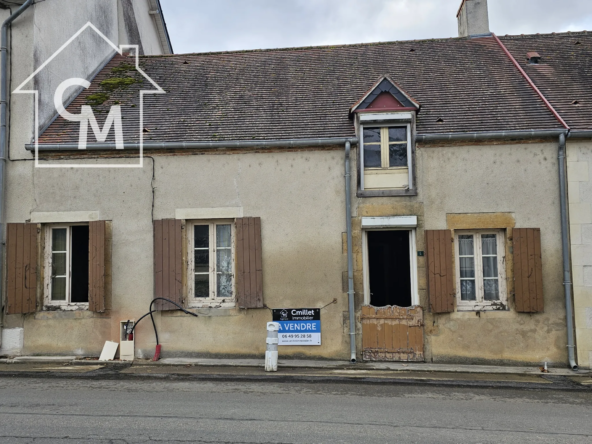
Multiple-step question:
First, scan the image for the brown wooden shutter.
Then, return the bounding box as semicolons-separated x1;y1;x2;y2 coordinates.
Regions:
235;217;263;309
153;219;183;311
425;230;455;313
6;223;38;314
513;228;544;313
89;220;109;313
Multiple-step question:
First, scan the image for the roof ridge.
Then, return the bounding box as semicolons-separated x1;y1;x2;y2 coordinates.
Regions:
138;36;479;59
499;30;590;39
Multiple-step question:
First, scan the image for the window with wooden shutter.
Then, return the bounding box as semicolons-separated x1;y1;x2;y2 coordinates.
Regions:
153;219;183;311
513;228;544;313
89;220;109;313
6;223;38;314
235;217;263;309
425;230;454;313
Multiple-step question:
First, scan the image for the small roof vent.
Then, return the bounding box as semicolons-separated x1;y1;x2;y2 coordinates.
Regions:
527;52;542;64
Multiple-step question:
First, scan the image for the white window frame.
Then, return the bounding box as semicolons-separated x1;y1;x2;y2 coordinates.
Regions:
360;122;413;191
362;228;420;307
454;230;508;311
43;224;89;310
187;220;236;308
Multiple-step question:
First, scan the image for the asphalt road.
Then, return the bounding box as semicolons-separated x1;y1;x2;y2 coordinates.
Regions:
0;377;591;443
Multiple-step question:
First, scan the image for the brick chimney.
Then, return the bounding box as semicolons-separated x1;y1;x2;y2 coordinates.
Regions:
457;0;491;37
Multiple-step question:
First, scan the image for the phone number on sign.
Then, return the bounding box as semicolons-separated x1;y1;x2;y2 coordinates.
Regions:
279;334;314;339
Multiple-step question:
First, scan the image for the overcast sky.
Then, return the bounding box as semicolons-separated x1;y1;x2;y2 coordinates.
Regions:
159;0;592;54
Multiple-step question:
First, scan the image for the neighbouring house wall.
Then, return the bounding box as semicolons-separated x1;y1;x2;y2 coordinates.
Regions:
567;139;592;369
351;141;567;366
31;0;120;132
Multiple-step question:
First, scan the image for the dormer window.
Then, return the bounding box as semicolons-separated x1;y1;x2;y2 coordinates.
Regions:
362;125;411;190
351;76;420;196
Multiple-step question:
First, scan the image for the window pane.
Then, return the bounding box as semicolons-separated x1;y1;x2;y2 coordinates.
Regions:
52;228;67;252
388;127;407;142
217;248;232;273
458;235;474;256
51;276;67;301
194;250;209;273
216;225;231;248
194;225;209;248
482;256;498;278
194;274;209;298
363;127;381;144
484;279;500;301
217;273;233;298
460;280;476;301
388;144;408;167
364;144;381;168
52;252;67;276
482;234;497;255
460;257;475;278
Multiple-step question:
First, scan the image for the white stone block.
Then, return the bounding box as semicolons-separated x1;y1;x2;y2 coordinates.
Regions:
587;307;592;329
582;224;592;245
585;267;592;287
570;203;592;225
571;224;582;245
569;183;581;204
567;161;590;182
0;328;24;355
573;265;584;286
572;244;592;266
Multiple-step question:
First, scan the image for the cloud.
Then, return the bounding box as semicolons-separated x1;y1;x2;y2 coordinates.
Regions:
160;0;592;54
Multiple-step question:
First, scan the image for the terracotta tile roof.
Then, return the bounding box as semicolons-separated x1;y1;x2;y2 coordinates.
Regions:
500;31;592;130
39;34;568;145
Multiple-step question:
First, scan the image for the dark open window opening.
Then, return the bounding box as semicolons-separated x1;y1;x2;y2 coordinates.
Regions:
368;230;412;308
70;225;89;303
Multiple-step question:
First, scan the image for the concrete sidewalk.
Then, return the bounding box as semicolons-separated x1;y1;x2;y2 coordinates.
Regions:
0;356;590;391
1;356;587;376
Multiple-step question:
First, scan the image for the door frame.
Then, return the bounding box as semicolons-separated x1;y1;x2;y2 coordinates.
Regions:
362;228;419;307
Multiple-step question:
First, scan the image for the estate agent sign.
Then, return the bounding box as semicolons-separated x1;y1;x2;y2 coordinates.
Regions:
272;308;321;346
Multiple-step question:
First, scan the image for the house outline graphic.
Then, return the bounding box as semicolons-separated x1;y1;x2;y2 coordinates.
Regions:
13;21;165;169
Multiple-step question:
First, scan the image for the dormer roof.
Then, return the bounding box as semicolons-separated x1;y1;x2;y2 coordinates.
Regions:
350;76;420;114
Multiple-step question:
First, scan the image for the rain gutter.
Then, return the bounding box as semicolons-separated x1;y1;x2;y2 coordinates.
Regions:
25;138;359;151
0;0;34;321
345;141;356;363
558;132;578;370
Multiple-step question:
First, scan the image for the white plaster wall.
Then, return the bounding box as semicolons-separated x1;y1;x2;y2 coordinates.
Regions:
567;140;592;369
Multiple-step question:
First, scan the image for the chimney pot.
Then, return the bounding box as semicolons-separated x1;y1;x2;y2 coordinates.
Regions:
457;0;491;38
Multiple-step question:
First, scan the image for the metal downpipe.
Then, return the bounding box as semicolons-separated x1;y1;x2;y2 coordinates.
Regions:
0;0;34;318
345;141;356;363
558;133;578;370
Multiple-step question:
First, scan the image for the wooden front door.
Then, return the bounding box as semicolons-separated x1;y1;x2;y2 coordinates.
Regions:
361;305;424;361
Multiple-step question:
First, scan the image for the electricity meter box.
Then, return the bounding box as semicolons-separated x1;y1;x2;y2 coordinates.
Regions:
120;320;135;361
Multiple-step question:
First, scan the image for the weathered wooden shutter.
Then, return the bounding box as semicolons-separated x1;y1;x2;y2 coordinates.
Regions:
425;230;455;313
6;223;38;314
89;220;109;313
513;228;544;313
153;219;183;311
235;217;263;309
